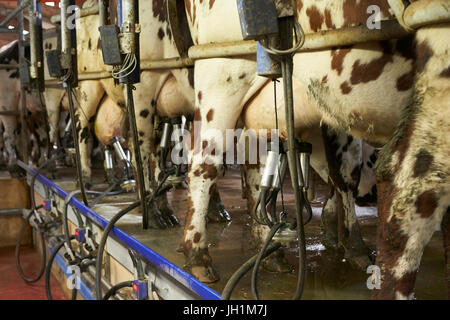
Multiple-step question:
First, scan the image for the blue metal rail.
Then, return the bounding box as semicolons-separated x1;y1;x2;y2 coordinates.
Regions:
18;161;221;300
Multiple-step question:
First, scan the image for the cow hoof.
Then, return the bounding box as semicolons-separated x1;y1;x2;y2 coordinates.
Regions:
262;249;293;273
207;202;231;223
190;265;220;283
158;203;180;227
346;253;372;271
176;243;184;253
147;203;168;229
8;163;24;178
320;232;339;249
174;181;188;190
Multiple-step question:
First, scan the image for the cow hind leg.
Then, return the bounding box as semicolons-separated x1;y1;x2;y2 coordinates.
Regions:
442;209;450;299
243;163;292;273
321;127;372;269
206;184;231;223
320;186;339;249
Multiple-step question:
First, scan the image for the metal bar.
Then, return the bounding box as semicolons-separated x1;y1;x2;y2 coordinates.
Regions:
17;160;221;300
0;27;20;34
98;0;107;27
0;0;31;27
404;0;450;29
17;0;28;165
51;4;99;24
0;110;20;116
28;0;37;79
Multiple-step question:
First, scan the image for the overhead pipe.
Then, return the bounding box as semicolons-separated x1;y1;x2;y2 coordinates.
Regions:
50;4;99;24
0;0;31;27
28;0;37;79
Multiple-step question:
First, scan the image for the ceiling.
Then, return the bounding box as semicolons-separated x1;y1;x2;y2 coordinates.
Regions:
0;0;89;47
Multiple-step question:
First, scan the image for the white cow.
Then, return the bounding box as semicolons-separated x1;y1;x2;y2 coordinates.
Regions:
179;0;449;300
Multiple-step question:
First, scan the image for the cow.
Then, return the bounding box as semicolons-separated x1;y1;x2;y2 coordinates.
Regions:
179;0;449;299
64;0;232;227
0;40;49;175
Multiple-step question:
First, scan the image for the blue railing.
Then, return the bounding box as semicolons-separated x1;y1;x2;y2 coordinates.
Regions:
18;160;221;300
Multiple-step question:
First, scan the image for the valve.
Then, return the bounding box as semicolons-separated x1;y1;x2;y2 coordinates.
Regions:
128;249;148;300
42;199;53;211
74;228;86;243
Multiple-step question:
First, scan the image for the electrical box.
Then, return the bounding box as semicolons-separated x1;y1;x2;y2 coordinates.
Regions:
99;25;123;66
236;0;279;40
46;50;63;78
257;42;281;78
19;62;31;86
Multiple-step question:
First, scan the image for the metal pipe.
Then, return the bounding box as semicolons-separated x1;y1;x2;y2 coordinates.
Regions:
51;4;99;24
17;0;28;165
0;208;28;217
0;110;20;116
0;0;31;27
28;0;37;79
98;0;107;27
404;0;450;29
0;27;20;34
60;0;71;69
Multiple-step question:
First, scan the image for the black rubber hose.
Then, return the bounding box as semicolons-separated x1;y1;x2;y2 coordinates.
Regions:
95;171;172;299
95;200;141;300
63;189;125;254
102;281;133;300
45;236;76;300
251;223;284;299
15;210;47;283
221;242;282;300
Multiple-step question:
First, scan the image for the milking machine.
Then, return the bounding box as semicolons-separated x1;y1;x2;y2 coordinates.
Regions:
222;0;311;300
159;116;188;187
97;0;154;229
109;136;136;191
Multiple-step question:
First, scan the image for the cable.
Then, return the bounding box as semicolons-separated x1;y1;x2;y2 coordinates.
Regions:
102;281;133;300
221;242;282;300
15;209;47;283
95;200;141;299
95;171;172;299
251;222;283;299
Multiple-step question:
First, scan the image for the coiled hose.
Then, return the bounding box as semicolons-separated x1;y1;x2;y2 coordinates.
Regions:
15;152;65;283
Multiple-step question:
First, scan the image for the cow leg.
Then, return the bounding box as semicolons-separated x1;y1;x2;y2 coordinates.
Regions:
0;122;5;166
243;163;292;273
75;81;104;189
374;27;450;298
44;89;65;148
181;58;260;282
1;115;20;176
320;186;339;249
442;209;450;299
321;126;371;269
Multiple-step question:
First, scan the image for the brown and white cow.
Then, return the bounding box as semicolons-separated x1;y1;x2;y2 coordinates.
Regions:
179;0;449;299
0;40;49;174
47;0;228;227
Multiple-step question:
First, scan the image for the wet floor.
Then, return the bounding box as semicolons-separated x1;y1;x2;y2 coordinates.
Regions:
52;167;447;300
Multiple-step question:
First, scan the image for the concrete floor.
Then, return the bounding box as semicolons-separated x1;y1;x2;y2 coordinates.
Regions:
50;167;448;300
